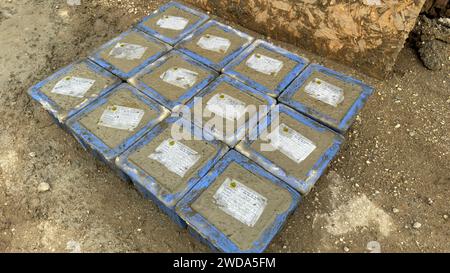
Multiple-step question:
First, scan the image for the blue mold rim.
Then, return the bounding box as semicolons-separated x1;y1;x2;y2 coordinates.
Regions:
27;59;121;126
128;50;219;111
279;64;374;133
184;74;276;148
88;28;172;80
235;104;344;195
136;1;210;46
176;150;301;253
115;116;229;210
223;39;309;98
66;83;170;164
175;20;254;72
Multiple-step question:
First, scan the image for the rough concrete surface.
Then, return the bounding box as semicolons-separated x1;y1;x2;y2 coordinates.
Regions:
0;0;449;253
184;0;427;79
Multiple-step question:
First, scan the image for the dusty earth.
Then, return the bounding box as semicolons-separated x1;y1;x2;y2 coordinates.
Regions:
0;0;449;253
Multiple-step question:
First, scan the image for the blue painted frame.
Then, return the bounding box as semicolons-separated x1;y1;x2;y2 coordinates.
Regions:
116;117;229;227
128;50;218;111
184;75;276;147
236;104;344;195
66;83;170;167
88;28;172;80
27;59;121;127
136;1;209;46
176;20;254;71
279;64;374;133
223;39;309;98
176;150;301;253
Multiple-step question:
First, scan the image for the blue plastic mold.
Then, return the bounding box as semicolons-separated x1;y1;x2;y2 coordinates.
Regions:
89;28;171;80
116;117;229;227
136;1;209;46
223;39;309;97
66;83;170;169
236;104;344;195
279;64;374;133
176;150;301;253
183;75;276;147
128;50;218;111
176;20;254;71
27;59;121;128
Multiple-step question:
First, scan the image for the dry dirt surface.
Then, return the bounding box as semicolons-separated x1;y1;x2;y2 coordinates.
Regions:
0;0;449;253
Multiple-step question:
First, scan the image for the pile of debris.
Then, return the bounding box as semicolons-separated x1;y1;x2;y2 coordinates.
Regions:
411;15;450;71
422;0;449;18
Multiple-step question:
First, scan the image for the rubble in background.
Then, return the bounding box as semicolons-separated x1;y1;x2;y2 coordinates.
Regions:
411;15;450;71
422;0;449;18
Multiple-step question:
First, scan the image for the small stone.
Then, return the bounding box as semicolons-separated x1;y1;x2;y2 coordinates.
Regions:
367;241;381;253
427;198;433;205
38;182;50;192
392;208;400;214
413;222;422;229
343;246;350;252
444;215;448;220
29;152;36;157
394;124;401;129
66;240;81;253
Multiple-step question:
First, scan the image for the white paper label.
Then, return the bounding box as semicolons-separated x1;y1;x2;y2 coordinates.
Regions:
269;123;317;163
149;139;201;177
206;93;246;121
156;15;189;31
197;35;231;53
98;105;145;131
51;76;95;98
149;139;200;177
213;178;267;227
246;54;284;75
305;78;344;107
109;43;148;60
160;67;198;89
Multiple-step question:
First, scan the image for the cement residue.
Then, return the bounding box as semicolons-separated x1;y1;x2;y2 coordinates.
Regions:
314;171;394;239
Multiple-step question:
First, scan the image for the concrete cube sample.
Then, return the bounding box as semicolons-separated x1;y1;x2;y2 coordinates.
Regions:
28;59;121;127
66;83;170;168
176;20;254;71
236;104;344;195
184;75;276;147
176;150;301;253
137;1;209;46
128;50;218;111
279;64;374;133
224;39;309;97
89;28;171;80
116;117;229;227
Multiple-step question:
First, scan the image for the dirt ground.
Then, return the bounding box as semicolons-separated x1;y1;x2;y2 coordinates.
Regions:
0;0;448;253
